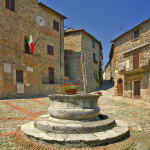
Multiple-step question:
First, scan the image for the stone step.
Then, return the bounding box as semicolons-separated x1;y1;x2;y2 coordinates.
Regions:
21;120;128;148
34;114;115;133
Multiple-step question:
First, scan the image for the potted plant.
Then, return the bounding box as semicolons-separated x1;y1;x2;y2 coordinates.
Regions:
64;83;80;95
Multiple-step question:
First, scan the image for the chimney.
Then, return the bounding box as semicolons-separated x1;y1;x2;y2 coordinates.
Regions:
68;27;74;31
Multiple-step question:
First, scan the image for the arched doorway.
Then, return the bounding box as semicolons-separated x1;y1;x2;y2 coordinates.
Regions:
117;78;123;95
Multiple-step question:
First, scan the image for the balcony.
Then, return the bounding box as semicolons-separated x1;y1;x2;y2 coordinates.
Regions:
119;62;150;75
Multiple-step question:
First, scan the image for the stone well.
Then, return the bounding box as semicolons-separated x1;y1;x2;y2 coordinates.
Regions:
21;94;129;148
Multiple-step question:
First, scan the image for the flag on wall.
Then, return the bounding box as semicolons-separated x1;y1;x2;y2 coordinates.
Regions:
27;34;34;54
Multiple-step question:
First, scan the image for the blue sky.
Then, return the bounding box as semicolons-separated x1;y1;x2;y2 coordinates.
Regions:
39;0;150;69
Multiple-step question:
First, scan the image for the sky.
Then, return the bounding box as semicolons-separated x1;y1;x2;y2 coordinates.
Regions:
38;0;150;69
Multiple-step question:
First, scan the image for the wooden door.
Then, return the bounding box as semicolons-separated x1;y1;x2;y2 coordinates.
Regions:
134;81;140;98
133;52;139;70
117;79;123;95
49;68;54;84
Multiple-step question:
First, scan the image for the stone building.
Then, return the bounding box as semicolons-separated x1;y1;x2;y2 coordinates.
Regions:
103;44;114;84
103;61;111;80
112;18;150;102
0;0;66;99
64;28;103;93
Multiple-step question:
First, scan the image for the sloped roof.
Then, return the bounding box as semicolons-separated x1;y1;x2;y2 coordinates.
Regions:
112;18;150;42
65;29;102;50
38;2;67;19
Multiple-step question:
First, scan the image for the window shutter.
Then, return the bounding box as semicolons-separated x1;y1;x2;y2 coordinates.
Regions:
93;53;96;62
5;0;10;9
57;22;59;32
11;0;15;12
53;20;59;32
133;52;139;69
47;45;54;55
16;70;23;83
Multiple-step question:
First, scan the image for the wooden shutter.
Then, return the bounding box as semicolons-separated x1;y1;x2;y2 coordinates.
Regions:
133;52;139;69
16;70;23;83
49;68;54;84
117;79;123;95
93;53;96;62
47;45;54;55
25;36;30;54
53;20;59;32
11;0;15;12
5;0;10;9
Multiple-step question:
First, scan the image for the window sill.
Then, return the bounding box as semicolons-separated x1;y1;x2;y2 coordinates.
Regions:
132;38;139;42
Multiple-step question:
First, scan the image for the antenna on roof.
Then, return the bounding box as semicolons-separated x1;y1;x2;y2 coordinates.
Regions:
119;25;123;34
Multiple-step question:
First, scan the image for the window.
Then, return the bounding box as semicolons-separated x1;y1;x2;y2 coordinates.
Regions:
133;52;139;69
93;53;96;62
5;0;15;12
47;45;54;55
53;20;59;32
134;30;139;39
24;36;30;54
49;68;54;84
16;70;23;83
93;71;98;79
92;40;95;48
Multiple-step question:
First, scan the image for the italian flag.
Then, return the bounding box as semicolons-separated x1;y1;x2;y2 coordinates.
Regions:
27;34;34;54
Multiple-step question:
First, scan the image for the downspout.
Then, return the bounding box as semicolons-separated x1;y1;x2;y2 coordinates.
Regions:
59;18;62;83
81;33;87;93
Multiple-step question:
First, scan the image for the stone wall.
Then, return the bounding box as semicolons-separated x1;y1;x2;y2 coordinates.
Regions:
83;33;101;92
64;30;102;93
103;62;111;80
113;19;150;102
0;0;65;99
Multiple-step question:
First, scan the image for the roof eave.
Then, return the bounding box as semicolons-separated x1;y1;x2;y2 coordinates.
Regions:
65;29;101;46
112;18;150;42
38;2;67;19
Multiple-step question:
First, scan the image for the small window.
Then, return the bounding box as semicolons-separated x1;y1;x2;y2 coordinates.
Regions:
92;40;95;48
53;20;59;32
5;0;15;12
49;68;54;84
16;70;23;83
24;36;30;54
134;30;139;39
93;53;96;62
93;71;98;79
47;45;54;55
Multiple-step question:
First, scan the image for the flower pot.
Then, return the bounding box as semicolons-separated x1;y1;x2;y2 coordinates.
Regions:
64;89;78;95
97;92;102;96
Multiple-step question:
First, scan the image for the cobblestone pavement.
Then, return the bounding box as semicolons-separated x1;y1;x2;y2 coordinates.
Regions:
0;92;150;150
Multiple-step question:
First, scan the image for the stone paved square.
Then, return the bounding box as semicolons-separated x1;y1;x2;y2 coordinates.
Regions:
0;91;149;149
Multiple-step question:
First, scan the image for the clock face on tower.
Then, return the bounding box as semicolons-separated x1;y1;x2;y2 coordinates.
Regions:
36;16;45;26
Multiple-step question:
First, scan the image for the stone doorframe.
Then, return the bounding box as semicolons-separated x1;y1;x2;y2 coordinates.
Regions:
132;80;141;99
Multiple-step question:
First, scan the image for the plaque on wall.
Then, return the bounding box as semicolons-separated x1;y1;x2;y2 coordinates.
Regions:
4;63;12;73
17;84;25;93
27;67;33;72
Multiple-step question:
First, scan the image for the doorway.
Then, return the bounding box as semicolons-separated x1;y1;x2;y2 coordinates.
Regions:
117;78;123;95
134;81;140;98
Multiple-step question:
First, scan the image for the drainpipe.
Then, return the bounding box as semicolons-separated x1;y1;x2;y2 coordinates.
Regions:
81;33;87;93
148;66;150;102
59;18;62;83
